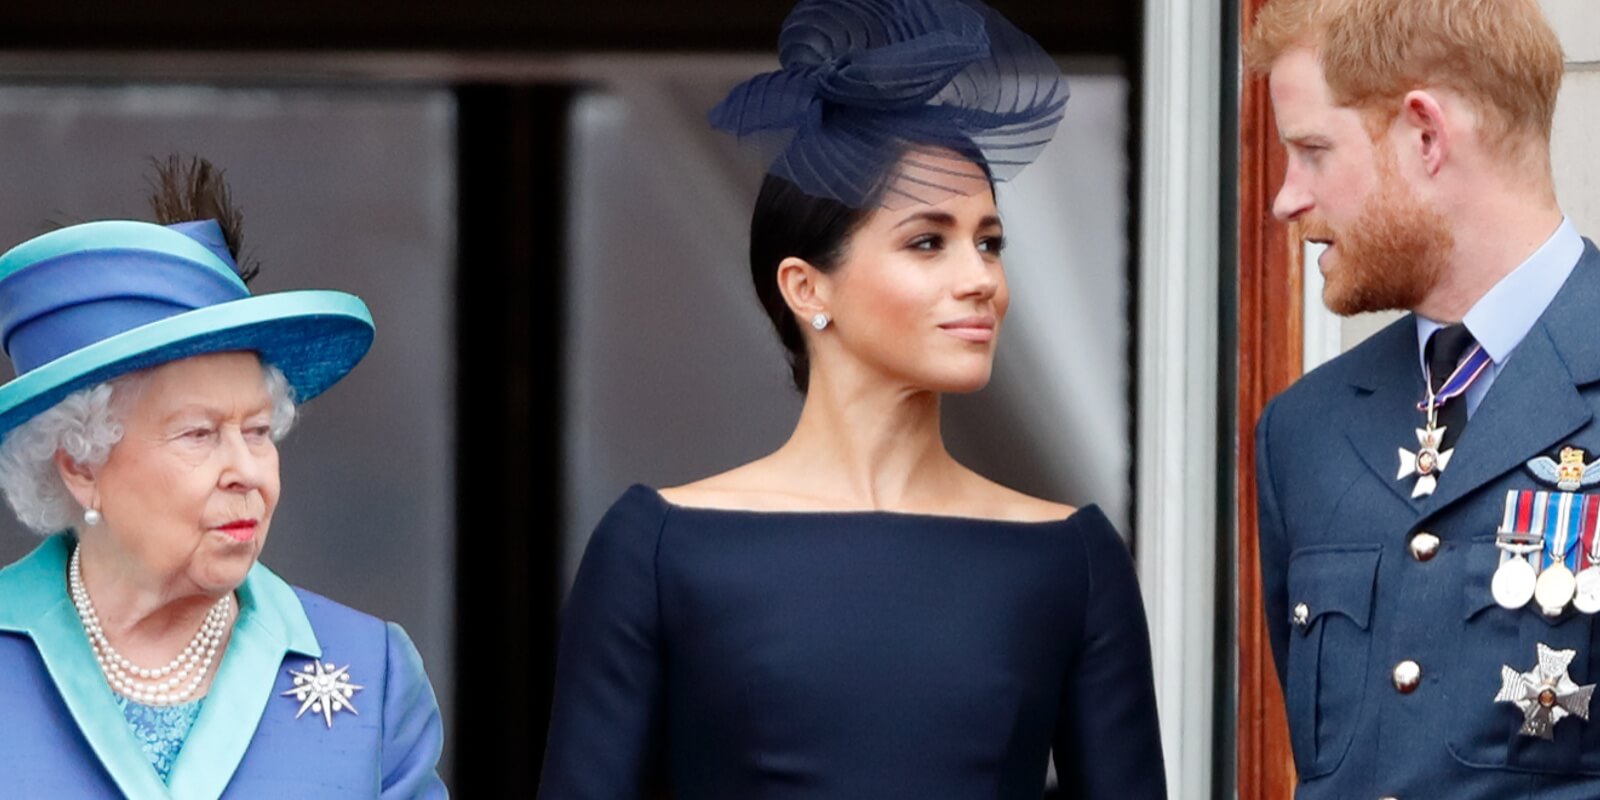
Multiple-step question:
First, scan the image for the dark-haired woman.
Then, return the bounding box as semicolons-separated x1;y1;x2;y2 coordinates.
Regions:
539;1;1165;797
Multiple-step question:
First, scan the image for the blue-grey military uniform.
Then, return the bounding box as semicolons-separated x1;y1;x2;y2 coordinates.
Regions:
1257;220;1600;799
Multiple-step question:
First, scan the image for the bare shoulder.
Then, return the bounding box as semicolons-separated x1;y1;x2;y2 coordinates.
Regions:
655;469;750;509
657;460;810;511
961;473;1078;523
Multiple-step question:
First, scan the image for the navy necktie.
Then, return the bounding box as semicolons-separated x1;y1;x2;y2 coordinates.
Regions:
1425;323;1477;452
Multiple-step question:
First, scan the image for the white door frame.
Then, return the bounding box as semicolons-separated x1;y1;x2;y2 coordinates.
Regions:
1136;0;1222;796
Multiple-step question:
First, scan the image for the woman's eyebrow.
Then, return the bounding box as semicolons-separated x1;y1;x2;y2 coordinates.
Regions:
892;210;958;230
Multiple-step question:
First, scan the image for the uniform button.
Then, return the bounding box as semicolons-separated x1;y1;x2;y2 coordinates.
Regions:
1292;602;1310;628
1392;660;1422;693
1409;532;1440;561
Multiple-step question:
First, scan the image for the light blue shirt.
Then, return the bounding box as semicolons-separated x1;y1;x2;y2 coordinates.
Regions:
1416;217;1584;417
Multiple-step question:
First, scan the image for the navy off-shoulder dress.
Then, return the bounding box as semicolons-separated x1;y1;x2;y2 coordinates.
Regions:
539;485;1165;799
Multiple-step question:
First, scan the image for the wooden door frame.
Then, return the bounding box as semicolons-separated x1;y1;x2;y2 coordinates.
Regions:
1234;0;1300;797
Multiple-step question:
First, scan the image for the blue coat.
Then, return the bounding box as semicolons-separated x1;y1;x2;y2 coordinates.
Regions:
0;535;447;799
1257;241;1600;798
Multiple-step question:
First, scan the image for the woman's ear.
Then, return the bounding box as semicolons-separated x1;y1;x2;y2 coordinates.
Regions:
54;450;97;513
777;256;832;323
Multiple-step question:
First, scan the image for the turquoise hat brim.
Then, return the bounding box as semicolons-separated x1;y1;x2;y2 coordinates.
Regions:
0;290;374;440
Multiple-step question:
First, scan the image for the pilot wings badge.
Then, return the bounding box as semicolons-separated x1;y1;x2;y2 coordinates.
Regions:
1527;447;1600;492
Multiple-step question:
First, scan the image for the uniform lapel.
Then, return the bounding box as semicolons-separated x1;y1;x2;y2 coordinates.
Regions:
1417;326;1589;517
1420;242;1600;521
1342;318;1433;508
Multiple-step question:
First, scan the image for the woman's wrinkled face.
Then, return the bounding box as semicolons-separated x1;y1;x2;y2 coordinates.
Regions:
89;352;280;595
824;158;1008;394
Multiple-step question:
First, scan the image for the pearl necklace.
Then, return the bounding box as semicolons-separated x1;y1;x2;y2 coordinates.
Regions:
68;545;234;707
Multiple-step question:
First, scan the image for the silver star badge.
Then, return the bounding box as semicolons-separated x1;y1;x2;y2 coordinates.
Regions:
281;660;364;728
1495;642;1595;739
1397;426;1453;498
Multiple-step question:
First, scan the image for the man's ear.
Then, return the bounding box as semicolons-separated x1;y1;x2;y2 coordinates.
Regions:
1400;89;1450;177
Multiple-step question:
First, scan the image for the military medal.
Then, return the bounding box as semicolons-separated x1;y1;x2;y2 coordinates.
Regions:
1494;551;1539;610
1399;343;1490;497
1572;495;1600;613
1576;564;1600;614
1496;643;1596;739
1397;425;1452;498
1494;490;1543;610
1520;448;1600;614
1535;492;1583;616
1537;564;1577;616
1491;553;1542;608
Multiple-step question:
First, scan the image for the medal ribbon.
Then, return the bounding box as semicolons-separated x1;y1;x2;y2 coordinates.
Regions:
1514;489;1534;533
1532;491;1551;575
1415;343;1493;413
1583;494;1600;566
1499;490;1541;570
1547;492;1582;571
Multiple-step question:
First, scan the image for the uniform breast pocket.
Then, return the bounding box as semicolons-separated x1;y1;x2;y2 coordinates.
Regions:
1448;537;1600;776
1285;544;1381;779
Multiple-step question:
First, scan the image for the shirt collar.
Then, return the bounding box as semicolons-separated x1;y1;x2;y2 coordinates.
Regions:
1416;216;1584;367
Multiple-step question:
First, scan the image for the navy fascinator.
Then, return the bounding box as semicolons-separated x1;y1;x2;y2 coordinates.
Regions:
708;0;1069;208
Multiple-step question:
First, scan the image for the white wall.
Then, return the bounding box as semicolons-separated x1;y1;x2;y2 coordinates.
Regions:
1139;0;1220;793
1547;0;1600;236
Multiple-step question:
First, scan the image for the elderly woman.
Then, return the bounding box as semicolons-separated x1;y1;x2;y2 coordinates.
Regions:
0;161;445;798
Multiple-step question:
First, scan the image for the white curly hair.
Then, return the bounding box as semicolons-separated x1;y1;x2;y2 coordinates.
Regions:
0;361;297;533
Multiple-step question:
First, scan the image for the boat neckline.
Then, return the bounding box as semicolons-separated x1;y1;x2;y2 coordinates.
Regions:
631;484;1095;528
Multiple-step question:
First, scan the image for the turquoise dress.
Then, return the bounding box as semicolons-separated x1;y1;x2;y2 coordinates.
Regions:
115;696;204;783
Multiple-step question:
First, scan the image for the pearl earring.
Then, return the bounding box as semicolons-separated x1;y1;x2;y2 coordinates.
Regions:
83;508;101;527
811;313;831;331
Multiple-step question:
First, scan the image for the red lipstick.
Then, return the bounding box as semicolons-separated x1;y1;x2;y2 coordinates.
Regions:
215;520;257;543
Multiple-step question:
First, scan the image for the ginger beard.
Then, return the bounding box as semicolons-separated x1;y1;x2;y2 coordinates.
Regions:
1295;142;1454;316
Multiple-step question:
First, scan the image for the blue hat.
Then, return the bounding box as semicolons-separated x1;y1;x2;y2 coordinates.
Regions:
0;219;374;439
708;0;1069;208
